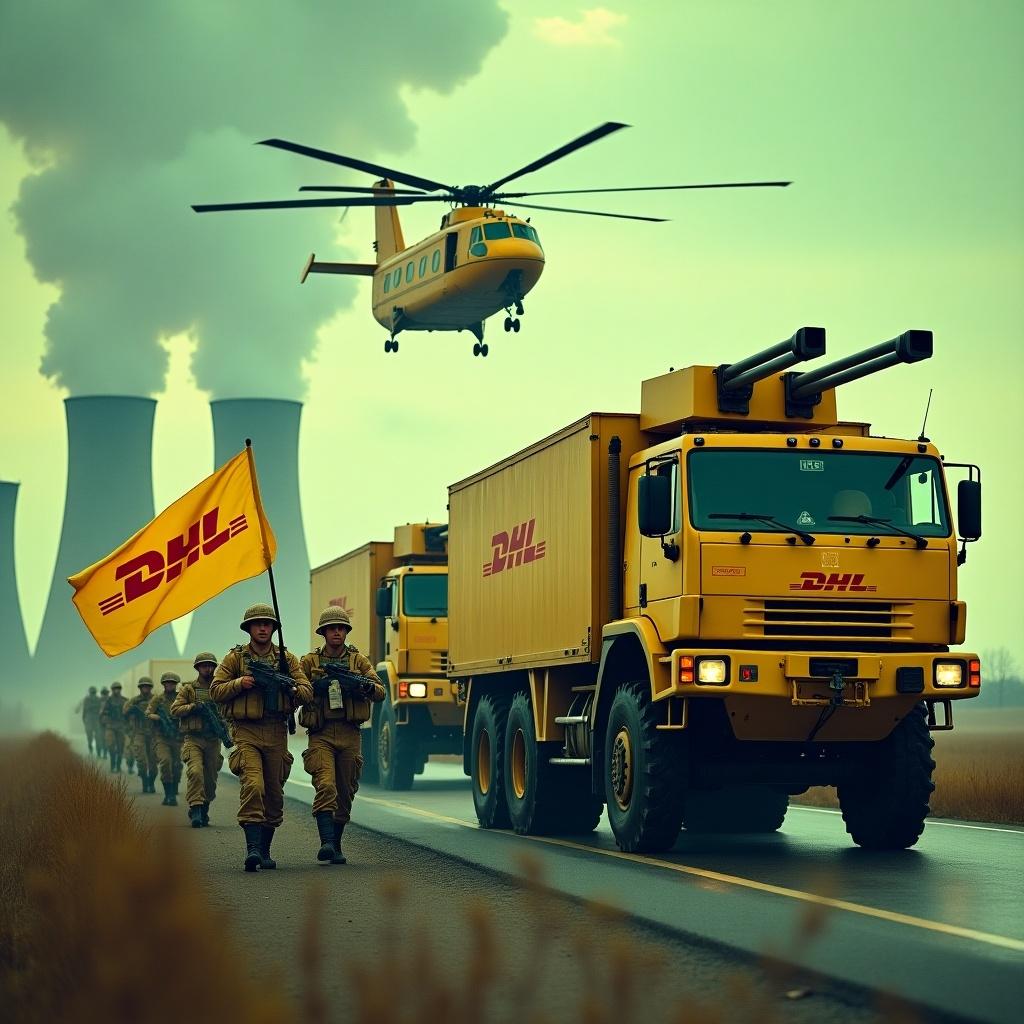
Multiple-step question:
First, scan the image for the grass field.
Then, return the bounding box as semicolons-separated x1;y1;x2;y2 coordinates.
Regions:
794;708;1024;825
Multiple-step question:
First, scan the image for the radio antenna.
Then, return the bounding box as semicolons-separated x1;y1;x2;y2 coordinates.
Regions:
918;388;934;442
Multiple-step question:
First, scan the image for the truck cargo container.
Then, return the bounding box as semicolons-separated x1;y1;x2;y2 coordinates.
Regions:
450;329;983;851
311;523;458;789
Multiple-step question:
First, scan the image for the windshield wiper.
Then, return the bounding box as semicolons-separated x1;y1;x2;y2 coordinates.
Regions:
827;514;928;548
708;512;815;545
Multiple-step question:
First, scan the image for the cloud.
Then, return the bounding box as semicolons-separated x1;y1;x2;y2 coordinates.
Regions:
534;7;627;47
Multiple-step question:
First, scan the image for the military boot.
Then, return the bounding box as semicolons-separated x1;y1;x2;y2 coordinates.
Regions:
109;750;118;773
259;826;277;870
314;812;335;863
200;803;210;827
189;805;203;828
126;757;135;775
161;781;174;806
332;821;348;865
243;824;262;872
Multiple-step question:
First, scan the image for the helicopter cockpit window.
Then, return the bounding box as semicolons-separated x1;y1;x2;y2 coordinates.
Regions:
512;223;543;250
483;222;512;240
469;226;487;258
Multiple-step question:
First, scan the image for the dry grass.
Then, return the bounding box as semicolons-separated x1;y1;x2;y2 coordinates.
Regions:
794;725;1024;825
0;732;289;1024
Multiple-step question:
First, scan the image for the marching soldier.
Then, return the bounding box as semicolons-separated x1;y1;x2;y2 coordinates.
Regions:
211;603;311;872
171;652;226;828
125;678;157;793
96;687;110;758
147;673;183;806
100;682;129;773
300;606;386;865
80;686;102;756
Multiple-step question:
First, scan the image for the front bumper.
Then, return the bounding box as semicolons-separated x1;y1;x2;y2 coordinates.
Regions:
664;648;979;741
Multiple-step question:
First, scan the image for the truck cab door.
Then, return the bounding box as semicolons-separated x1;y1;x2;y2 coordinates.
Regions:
638;457;683;636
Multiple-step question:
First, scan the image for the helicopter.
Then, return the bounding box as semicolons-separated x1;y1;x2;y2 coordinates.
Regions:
192;123;790;357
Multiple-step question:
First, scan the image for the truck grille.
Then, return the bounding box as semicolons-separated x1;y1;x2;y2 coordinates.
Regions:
432;651;449;674
744;600;912;640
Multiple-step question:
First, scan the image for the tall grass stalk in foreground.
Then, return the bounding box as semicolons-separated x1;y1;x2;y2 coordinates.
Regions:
0;733;287;1024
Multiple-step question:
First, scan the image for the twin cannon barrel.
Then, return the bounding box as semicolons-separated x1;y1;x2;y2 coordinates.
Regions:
715;326;933;417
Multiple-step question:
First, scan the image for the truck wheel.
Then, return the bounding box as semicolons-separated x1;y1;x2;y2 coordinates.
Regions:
604;681;687;853
377;697;416;791
838;703;935;850
361;721;380;785
683;787;789;833
470;692;511;829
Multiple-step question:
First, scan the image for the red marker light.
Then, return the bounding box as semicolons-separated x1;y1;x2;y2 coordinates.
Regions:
969;658;981;688
398;681;409;698
739;665;758;682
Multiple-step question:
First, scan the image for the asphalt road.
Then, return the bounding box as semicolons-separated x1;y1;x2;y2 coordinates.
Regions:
276;752;1024;1024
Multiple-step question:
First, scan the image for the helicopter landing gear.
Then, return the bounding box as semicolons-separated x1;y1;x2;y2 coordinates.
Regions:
503;316;521;333
384;337;399;353
473;342;489;357
515;300;524;317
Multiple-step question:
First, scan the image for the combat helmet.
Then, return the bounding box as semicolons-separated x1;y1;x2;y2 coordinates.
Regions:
111;682;122;690
239;603;279;631
100;686;109;695
193;651;218;668
316;605;352;636
160;671;180;685
88;686;97;695
138;676;153;689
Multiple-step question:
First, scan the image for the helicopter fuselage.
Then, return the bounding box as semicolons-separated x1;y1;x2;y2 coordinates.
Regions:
372;206;544;338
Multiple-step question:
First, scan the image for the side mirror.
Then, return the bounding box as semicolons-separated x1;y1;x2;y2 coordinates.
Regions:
957;479;981;541
639;474;673;537
375;587;392;617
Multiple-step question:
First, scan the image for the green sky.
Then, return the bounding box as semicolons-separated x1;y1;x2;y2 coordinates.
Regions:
1;1;1021;662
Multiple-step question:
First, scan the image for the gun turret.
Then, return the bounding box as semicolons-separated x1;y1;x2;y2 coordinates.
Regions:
784;330;932;417
716;327;826;414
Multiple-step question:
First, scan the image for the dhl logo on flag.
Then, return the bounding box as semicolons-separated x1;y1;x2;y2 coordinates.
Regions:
70;447;276;656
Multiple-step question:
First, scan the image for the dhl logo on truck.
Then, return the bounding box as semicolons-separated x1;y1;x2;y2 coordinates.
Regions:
789;571;877;593
483;519;547;578
98;507;248;615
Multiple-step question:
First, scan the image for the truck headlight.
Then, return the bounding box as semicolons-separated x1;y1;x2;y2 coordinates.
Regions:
696;658;729;685
408;682;428;698
934;662;964;688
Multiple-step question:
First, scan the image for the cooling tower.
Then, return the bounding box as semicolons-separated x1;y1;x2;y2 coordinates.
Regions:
186;399;309;655
0;482;32;708
34;397;178;705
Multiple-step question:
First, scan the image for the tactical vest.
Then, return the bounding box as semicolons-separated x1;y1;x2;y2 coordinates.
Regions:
298;645;372;732
82;695;102;719
217;645;295;724
103;694;128;727
125;695;154;736
177;679;218;735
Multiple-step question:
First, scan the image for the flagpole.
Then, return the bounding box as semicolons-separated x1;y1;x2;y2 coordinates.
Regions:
244;438;288;669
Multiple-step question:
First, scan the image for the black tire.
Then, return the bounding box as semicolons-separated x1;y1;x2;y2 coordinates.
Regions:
504;691;604;836
604;680;687;853
683;787;789;834
360;722;379;785
838;704;935;850
470;692;511;829
377;697;416;791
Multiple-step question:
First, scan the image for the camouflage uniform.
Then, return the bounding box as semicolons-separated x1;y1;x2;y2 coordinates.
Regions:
171;652;226;828
125;679;157;793
300;606;386;865
100;684;129;772
80;687;102;755
211;603;311;872
95;687;110;757
147;674;183;805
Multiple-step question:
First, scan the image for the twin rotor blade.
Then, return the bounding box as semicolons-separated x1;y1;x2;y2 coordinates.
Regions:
192;195;442;213
495;181;792;199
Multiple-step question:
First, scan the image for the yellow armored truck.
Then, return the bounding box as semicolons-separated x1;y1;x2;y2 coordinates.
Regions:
449;330;983;851
310;523;458;789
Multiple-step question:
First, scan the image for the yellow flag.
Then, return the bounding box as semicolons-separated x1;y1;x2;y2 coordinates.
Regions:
69;447;276;657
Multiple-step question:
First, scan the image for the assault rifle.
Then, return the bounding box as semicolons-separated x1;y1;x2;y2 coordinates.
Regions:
313;664;376;700
125;701;146;728
247;659;298;735
154;702;179;741
197;700;233;749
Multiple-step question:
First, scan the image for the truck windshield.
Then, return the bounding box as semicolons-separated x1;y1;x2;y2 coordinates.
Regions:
402;574;448;617
688;450;951;537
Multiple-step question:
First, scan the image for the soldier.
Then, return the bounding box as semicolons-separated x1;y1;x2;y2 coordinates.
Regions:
96;686;110;758
100;682;129;773
125;678;157;793
300;606;386;865
211;603;312;872
171;652;226;828
147;673;183;806
80;686;102;756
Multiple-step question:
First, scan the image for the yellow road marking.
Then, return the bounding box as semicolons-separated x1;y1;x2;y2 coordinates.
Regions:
357;793;1024;955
